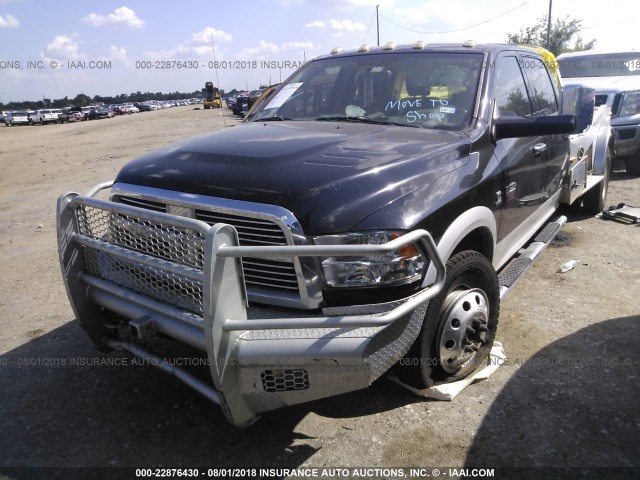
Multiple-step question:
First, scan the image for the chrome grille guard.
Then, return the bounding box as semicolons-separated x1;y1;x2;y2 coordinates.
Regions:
57;182;446;425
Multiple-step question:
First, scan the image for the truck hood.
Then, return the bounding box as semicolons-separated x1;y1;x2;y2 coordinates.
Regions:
115;121;470;233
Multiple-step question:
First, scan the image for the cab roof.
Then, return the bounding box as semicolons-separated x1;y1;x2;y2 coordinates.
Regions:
316;42;545;60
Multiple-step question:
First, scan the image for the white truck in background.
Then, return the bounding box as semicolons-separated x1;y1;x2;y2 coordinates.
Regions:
564;86;612;212
559;50;640;176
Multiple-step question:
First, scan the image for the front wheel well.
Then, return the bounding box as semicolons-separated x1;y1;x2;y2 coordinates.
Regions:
450;227;494;262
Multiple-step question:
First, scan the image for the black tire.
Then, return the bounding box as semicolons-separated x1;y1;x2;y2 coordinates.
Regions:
625;156;640;176
582;146;611;214
400;250;500;389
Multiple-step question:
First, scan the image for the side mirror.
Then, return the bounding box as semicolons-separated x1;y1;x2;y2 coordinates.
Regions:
562;84;595;134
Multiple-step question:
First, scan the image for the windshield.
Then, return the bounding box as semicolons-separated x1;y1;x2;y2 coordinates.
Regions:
252;52;483;130
559;53;640;78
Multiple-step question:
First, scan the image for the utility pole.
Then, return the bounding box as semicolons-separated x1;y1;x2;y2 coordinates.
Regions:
546;0;552;50
376;5;380;47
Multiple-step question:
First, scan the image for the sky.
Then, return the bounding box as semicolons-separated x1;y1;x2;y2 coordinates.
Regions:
0;0;638;103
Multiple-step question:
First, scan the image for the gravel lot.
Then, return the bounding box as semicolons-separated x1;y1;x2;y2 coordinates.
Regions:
0;107;638;479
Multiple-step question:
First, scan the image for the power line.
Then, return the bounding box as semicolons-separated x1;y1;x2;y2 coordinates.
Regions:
378;1;529;35
361;8;377;45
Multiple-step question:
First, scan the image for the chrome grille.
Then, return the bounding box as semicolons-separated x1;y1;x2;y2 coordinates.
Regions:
195;210;287;246
115;195;301;296
118;196;167;213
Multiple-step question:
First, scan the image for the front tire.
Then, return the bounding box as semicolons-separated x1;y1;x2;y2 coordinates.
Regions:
400;250;500;389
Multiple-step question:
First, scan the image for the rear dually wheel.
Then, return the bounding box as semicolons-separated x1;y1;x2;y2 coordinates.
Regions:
582;145;611;214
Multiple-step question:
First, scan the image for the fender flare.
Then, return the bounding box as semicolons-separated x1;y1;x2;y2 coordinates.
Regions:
593;124;613;174
422;206;497;286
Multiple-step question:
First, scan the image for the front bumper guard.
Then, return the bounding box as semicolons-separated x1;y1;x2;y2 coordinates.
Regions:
57;183;446;425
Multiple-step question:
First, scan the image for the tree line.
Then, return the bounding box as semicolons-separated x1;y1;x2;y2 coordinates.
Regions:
1;89;224;111
1;85;272;111
507;15;596;56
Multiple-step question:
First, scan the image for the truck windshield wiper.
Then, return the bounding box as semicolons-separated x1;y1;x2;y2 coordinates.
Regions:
315;116;419;127
260;116;293;121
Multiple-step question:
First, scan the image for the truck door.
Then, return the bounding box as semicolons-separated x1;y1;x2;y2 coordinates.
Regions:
491;54;548;244
519;55;568;200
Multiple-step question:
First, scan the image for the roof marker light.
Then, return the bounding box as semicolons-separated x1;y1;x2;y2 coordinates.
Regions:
330;47;342;54
413;41;427;49
462;40;475;48
383;42;396;50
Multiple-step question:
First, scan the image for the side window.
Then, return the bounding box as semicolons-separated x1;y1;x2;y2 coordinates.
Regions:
282;66;341;117
493;56;532;117
521;56;558;115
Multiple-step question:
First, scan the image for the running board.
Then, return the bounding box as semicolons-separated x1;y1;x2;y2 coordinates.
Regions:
497;215;567;300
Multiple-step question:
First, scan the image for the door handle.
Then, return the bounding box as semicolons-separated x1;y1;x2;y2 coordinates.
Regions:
531;143;547;157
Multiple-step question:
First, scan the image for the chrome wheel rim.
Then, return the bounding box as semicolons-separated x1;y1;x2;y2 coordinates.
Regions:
438;288;490;375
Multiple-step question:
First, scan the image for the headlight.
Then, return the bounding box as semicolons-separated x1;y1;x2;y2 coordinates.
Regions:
313;231;426;288
619;92;640;117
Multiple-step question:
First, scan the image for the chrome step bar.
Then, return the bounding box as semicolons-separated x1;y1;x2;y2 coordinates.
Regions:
497;215;567;300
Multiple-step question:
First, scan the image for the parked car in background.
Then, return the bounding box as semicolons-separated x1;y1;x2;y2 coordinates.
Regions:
231;93;251;115
67;107;86;121
81;106;93;120
4;111;31;126
85;107;112;120
558;50;640;175
52;109;69;123
31;109;61;125
228;92;250;112
70;110;84;121
100;107;115;118
134;103;152;112
29;110;44;124
241;84;280;122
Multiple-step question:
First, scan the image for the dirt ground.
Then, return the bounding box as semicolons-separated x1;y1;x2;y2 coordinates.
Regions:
0;107;638;479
